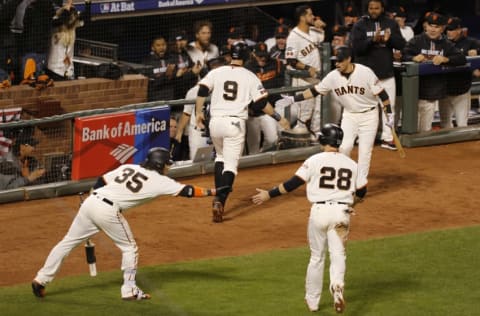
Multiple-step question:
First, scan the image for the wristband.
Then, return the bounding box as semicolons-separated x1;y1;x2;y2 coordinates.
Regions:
271;112;282;122
304;65;311;71
268;187;282;198
293;94;305;102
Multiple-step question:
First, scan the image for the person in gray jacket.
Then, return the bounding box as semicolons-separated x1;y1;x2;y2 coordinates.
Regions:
0;132;45;190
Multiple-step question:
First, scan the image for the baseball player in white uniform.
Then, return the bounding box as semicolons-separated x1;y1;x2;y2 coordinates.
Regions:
195;41;290;223
175;57;226;159
32;147;231;300
286;5;324;137
278;46;393;194
252;123;364;314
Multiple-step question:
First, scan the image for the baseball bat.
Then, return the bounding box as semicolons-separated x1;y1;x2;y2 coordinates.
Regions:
382;107;406;158
79;193;97;277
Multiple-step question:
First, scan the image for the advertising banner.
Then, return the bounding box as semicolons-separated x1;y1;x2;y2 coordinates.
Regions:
75;0;252;15
71;106;170;180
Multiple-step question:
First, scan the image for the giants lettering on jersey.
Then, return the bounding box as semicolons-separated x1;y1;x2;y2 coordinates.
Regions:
334;85;365;97
301;43;317;57
420;48;444;57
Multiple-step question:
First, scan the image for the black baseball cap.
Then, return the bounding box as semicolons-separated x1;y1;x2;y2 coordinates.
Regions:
446;17;462;31
332;25;348;37
425;12;447;26
344;5;358;17
332;46;352;62
390;6;407;18
228;26;244;39
274;25;289;38
16;134;39;147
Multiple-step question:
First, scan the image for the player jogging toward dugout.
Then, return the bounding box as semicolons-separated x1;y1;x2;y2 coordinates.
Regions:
277;46;393;195
32;147;231;300
195;41;290;223
252;123;364;314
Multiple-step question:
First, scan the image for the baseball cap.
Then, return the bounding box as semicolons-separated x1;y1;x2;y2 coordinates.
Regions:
425;12;447;26
446;17;462;31
172;29;187;41
332;25;348;37
253;42;269;58
274;25;289;38
390;6;407;18
228;26;244;39
16;134;39;147
344;4;358;17
332;46;352;62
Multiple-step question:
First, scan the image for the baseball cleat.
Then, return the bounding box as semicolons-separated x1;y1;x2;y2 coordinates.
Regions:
380;140;397;151
212;200;224;223
122;286;151;301
331;285;345;313
32;280;46;298
304;299;319;312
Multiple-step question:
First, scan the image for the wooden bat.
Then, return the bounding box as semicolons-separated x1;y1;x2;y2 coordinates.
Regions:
79;193;97;277
383;107;406;158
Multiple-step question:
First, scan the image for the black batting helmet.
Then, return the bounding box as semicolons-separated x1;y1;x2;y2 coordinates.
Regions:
141;147;173;173
318;123;343;148
230;41;249;61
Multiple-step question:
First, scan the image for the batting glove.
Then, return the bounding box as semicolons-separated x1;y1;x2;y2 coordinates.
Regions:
386;113;395;128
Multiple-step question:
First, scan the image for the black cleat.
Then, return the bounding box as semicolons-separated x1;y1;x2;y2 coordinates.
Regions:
32;280;45;298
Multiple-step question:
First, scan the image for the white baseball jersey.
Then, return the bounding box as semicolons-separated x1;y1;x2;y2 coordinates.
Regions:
314;64;384;113
95;164;184;210
286;26;322;70
199;65;268;119
295;152;358;204
184;85;199;130
187;42;219;67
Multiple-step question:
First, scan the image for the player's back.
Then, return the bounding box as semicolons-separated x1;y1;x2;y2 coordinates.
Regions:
94;164;184;210
202;65;266;119
298;152;358;204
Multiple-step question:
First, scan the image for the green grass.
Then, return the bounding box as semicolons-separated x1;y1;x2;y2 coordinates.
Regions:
1;226;479;316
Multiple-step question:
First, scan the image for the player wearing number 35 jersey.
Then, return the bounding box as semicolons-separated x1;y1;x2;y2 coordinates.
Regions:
196;41;290;223
32;147;231;300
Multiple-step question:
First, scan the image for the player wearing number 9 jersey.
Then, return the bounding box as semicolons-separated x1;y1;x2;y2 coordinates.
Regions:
252;124;363;314
32;147;231;300
195;41;290;223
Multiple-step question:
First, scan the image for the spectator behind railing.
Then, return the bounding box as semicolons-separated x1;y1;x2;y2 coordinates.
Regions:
169;29;202;100
46;0;84;81
350;0;406;151
245;41;285;154
439;17;480;129
186;20;219;72
402;12;467;132
0;130;45;190
286;4;324;141
142;35;176;101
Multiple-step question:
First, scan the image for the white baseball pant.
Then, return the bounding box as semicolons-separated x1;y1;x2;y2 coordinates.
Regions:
188;125;211;160
209;116;246;175
379;77;396;142
417;99;438;132
439;91;471;128
246;115;278;154
305;202;350;310
340;108;379;189
34;195;139;291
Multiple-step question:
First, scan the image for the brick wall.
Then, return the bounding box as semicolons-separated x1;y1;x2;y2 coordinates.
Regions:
0;74;148;114
0;75;149;179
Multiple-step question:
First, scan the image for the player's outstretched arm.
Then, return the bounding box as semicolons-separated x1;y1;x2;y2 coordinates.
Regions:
178;185;232;198
252;176;305;205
